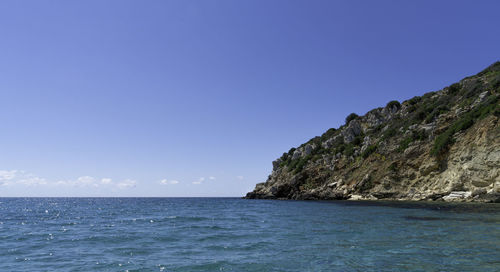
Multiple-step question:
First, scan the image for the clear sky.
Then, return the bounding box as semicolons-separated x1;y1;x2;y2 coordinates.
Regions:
0;0;499;197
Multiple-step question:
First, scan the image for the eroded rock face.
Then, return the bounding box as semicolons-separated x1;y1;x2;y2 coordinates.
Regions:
342;120;362;143
291;150;302;160
322;135;342;149
360;136;371;154
304;144;314;156
364;109;385;128
246;62;500;203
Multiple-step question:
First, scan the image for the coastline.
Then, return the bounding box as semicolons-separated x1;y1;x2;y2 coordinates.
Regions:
245;63;500;205
244;190;500;203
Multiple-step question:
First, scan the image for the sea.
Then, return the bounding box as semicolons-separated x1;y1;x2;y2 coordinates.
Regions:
0;198;499;272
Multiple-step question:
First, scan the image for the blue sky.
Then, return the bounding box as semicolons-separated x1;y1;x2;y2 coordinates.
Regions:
0;0;499;196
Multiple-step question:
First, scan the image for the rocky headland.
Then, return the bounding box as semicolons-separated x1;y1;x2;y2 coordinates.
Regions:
246;62;500;202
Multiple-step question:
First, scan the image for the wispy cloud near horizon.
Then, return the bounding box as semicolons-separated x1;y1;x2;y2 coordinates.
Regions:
0;170;137;190
160;179;179;185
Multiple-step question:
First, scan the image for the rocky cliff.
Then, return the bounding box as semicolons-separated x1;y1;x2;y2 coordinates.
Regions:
246;62;500;202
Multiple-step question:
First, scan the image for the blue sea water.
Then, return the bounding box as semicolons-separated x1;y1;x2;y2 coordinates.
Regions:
0;198;499;272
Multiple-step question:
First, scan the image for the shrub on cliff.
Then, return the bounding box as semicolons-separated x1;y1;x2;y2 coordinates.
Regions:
352;135;363;146
291;155;311;174
408;96;422;105
386;100;401;109
362;145;377;158
343;144;355;157
448;83;461;94
397;137;413;152
431;94;499;156
320;128;337;141
382;127;397;140
424;105;449;123
345;113;359;125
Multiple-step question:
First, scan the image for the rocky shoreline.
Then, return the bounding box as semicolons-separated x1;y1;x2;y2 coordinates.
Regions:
245;189;500;203
245;62;500;203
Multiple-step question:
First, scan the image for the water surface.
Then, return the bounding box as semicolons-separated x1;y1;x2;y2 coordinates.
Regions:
0;198;499;271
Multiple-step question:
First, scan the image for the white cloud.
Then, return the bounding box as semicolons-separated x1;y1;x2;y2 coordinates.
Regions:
101;178;112;184
77;176;95;185
116;179;136;189
0;170;17;181
0;171;48;186
160;179;179;185
236;176;244;180
0;169;137;190
0;170;18;186
192;181;202;185
17;175;48;186
209;176;216;180
54;180;68;185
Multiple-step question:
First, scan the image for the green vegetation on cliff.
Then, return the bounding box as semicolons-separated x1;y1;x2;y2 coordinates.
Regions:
246;62;500;202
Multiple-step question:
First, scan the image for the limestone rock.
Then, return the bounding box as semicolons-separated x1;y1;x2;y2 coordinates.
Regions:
292;150;302;160
443;191;472;201
342;120;362;143
304;144;314;156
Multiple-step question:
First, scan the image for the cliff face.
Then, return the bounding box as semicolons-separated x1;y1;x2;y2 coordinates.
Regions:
246;62;500;202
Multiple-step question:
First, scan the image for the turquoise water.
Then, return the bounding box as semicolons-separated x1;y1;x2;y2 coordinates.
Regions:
0;198;499;271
